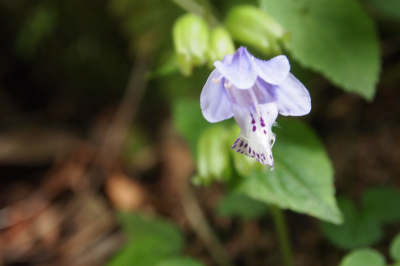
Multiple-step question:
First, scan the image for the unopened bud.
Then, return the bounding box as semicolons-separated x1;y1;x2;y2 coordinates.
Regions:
208;26;235;65
225;6;286;56
173;14;210;76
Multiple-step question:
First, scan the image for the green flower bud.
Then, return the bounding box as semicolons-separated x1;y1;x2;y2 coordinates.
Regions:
173;13;210;76
194;125;231;186
225;6;286;56
208;26;235;66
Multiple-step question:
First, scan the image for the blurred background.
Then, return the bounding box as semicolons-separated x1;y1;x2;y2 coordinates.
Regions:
0;0;399;265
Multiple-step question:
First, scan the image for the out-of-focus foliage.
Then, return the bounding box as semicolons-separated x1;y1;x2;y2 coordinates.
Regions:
107;213;203;266
362;187;400;223
260;0;380;100
225;5;286;56
321;187;400;249
156;257;204;266
230;119;342;224
366;0;400;22
15;5;57;59
172;98;212;156
172;98;233;157
390;232;400;262
339;248;385;266
321;197;383;249
216;192;268;220
110;0;182;52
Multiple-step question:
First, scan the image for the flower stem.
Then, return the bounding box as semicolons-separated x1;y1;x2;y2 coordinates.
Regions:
170;0;219;26
270;205;294;266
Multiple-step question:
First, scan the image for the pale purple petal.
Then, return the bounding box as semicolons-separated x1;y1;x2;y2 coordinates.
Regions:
222;54;234;64
200;69;234;122
254;55;290;85
213;47;258;89
274;73;311;116
251;78;277;105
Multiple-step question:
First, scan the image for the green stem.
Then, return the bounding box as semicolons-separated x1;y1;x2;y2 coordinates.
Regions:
170;0;219;26
170;0;204;17
270;205;294;266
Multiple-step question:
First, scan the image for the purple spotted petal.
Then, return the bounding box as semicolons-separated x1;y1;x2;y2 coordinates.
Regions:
200;69;234;122
274;73;311;116
213;47;258;89
254;55;290;85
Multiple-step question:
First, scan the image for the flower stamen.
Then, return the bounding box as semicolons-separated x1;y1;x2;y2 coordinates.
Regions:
224;80;232;89
211;74;223;84
249;88;261;118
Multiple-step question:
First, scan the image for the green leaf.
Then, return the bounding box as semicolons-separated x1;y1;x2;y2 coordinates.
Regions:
365;0;400;21
362;187;400;223
107;237;178;266
230;118;342;224
216;192;268;220
173;98;233;158
156;257;205;266
108;213;184;266
390;232;400;262
339;248;385;266
116;212;183;250
196;125;231;185
260;0;380;100
321;197;383;249
173;98;210;156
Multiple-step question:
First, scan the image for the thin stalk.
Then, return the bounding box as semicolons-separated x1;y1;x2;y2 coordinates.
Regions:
170;0;219;26
270;205;294;266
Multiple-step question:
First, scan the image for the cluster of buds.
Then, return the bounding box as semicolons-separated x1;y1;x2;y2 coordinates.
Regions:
172;6;286;76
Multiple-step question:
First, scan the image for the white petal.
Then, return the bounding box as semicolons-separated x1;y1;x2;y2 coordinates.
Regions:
230;102;278;169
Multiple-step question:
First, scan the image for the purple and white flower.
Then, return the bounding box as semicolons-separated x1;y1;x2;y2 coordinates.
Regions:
200;47;311;170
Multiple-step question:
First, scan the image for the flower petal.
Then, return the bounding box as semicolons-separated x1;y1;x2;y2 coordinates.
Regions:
200;69;234;122
214;47;258;89
254;55;290;85
230;102;278;169
274;73;311;116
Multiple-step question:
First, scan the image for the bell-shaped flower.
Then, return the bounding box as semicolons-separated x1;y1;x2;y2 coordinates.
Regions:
200;47;311;170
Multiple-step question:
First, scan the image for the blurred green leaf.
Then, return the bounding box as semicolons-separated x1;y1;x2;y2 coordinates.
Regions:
147;53;179;79
260;0;380;100
339;248;385;266
216;192;268;220
225;5;285;56
390;232;400;262
366;0;400;21
116;212;183;249
230;118;342;224
15;6;57;59
173;98;233;158
362;187;400;223
107;237;178;266
196;125;231;185
108;213;184;266
321;197;383;249
173;98;210;156
156;257;204;266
